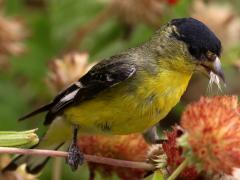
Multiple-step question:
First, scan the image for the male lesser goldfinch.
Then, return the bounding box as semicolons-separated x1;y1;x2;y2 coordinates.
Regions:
3;18;224;174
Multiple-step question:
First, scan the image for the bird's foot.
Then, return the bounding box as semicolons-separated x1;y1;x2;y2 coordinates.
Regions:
66;142;84;171
66;125;84;171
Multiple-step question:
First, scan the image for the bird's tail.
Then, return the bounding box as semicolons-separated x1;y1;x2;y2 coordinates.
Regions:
2;138;66;174
18;103;52;121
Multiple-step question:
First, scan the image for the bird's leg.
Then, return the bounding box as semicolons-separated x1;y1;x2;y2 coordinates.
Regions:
66;125;84;171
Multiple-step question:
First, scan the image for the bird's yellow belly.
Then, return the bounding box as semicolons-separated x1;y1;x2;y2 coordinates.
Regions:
64;71;192;135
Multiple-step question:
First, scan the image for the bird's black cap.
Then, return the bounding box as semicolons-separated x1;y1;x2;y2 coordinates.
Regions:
171;18;222;61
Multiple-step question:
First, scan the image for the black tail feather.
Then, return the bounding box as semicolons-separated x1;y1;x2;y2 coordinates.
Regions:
2;157;19;172
26;157;51;174
18;103;52;121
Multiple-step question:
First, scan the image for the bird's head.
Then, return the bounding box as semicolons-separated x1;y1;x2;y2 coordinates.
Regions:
152;18;224;84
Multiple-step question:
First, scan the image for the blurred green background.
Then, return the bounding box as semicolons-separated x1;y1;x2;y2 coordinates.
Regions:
1;0;240;179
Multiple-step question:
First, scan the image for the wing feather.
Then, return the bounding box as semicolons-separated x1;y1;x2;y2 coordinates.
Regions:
20;55;137;125
43;57;136;125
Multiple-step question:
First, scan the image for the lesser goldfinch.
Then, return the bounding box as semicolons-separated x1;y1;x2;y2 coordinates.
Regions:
3;18;224;173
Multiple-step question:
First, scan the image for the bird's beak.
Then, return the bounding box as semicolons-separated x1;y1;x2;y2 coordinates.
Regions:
198;56;225;83
211;56;225;83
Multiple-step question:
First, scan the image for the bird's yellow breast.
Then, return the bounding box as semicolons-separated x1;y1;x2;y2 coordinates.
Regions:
64;70;192;135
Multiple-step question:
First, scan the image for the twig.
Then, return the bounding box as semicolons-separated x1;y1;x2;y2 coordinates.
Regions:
0;147;154;170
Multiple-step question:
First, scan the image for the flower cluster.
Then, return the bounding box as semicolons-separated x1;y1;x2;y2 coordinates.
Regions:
78;134;149;179
162;127;200;179
109;0;177;27
0;15;27;70
0;17;26;55
46;52;96;92
180;96;240;175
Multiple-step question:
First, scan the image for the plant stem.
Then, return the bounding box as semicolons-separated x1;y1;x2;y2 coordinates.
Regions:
0;147;154;170
52;158;62;180
167;159;188;180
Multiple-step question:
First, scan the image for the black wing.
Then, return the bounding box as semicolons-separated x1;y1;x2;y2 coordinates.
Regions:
19;55;136;126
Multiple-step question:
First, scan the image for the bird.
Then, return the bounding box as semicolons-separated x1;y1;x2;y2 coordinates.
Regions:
3;17;224;174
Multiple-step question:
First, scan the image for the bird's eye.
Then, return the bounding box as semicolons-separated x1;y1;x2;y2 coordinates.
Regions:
206;51;216;62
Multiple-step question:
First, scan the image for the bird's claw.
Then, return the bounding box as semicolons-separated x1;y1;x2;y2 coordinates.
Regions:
66;143;84;171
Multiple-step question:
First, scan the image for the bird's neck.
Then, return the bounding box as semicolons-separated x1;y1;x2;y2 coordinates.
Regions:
143;37;196;75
